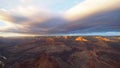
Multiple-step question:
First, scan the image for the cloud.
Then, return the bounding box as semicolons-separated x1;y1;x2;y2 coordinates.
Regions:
0;0;120;36
0;10;12;22
62;9;120;33
20;0;32;3
60;0;120;34
64;0;120;20
0;32;35;37
0;7;66;35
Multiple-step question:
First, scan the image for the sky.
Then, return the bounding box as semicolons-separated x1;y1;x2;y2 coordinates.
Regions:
0;0;120;37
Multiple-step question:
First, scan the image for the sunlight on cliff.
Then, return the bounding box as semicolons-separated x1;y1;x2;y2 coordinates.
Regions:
95;36;111;41
75;37;88;42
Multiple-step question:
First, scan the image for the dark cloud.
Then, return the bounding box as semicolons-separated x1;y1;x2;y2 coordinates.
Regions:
0;2;120;35
57;8;120;34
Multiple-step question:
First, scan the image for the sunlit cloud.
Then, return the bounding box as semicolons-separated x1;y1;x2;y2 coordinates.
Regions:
0;6;63;35
0;0;120;36
0;10;12;22
0;32;35;37
65;0;120;21
61;0;120;34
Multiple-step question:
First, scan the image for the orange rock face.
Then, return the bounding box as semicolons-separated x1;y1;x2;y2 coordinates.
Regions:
95;36;111;41
75;37;88;42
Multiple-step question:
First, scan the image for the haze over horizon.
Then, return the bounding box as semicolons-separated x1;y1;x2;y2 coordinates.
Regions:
0;0;120;37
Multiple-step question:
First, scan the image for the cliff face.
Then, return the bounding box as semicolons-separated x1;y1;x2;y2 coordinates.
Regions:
12;53;59;68
0;36;120;68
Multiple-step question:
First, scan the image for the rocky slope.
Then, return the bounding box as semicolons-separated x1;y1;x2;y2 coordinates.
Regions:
0;36;120;68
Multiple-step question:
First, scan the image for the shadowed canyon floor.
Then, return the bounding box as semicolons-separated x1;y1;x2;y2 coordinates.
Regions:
0;36;120;68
